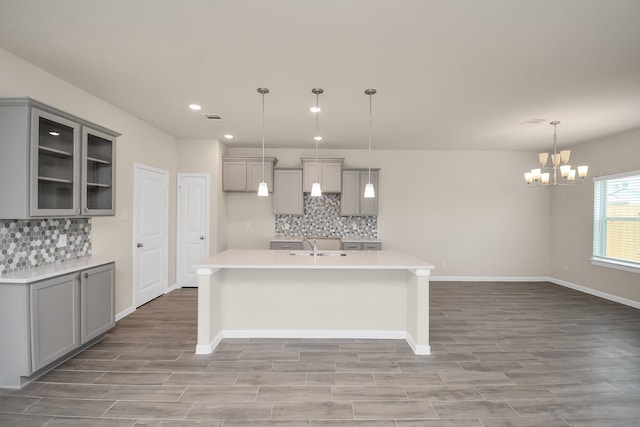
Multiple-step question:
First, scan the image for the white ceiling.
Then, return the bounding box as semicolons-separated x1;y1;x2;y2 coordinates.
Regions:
1;0;639;151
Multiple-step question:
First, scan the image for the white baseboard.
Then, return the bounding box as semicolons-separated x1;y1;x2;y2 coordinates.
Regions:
431;276;545;282
550;277;640;310
115;305;135;321
165;283;180;293
405;334;431;355
431;275;639;310
222;329;409;340
195;329;415;354
195;331;224;354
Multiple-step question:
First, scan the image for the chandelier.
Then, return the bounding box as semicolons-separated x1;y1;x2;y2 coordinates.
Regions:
524;121;588;186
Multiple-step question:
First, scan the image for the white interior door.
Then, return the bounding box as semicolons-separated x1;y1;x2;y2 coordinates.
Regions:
133;164;168;307
177;174;210;287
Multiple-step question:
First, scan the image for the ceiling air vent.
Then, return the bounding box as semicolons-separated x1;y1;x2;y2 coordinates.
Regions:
202;113;223;120
520;118;546;125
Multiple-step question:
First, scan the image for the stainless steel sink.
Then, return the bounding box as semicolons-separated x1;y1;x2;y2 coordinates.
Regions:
289;251;347;257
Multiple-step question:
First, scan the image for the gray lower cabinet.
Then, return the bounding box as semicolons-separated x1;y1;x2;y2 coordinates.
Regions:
270;241;304;250
81;263;116;343
0;261;115;388
30;273;81;372
341;241;382;251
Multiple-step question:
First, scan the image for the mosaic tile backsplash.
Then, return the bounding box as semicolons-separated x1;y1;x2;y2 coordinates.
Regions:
275;194;377;239
0;218;91;275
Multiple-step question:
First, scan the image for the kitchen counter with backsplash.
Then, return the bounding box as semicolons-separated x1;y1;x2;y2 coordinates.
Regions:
0;256;115;283
0;256;116;389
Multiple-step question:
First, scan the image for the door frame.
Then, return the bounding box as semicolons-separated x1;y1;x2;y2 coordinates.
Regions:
176;173;210;287
132;163;169;307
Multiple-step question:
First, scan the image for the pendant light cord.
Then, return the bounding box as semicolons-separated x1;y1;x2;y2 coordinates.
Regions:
315;92;319;183
261;91;265;182
368;92;372;184
552;122;557;186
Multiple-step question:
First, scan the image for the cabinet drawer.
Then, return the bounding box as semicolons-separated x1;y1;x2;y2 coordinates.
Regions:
341;242;363;250
363;242;382;251
270;241;303;250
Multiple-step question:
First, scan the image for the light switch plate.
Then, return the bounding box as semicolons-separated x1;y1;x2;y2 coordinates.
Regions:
57;234;68;248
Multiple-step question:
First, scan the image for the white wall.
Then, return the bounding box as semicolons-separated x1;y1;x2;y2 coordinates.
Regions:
226;146;551;278
550;128;640;303
0;48;179;314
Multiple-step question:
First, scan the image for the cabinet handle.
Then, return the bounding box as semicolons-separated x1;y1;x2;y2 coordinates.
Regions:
200;236;205;240
137;243;144;248
84;272;89;279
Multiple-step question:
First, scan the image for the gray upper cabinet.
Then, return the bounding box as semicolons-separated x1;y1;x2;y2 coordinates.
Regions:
274;168;304;215
30;108;81;217
222;156;277;192
301;158;344;193
341;169;379;216
82;127;116;215
0;98;119;218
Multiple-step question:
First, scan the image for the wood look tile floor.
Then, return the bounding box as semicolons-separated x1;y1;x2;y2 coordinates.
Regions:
2;282;639;426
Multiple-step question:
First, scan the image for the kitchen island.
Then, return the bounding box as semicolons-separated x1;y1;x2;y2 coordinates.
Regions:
194;249;435;355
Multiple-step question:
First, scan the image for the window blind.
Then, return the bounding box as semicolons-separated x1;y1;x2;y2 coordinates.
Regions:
593;170;640;269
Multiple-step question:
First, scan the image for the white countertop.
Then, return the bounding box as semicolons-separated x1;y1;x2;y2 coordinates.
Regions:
0;257;116;284
195;249;434;271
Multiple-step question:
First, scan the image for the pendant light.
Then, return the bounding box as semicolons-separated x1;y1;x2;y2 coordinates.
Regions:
311;88;324;197
257;88;269;197
364;89;376;198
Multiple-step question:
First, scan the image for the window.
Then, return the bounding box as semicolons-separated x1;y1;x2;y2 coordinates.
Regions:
592;170;640;273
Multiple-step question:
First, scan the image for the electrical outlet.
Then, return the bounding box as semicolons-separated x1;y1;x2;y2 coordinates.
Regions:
57;234;68;248
284;223;290;230
352;223;357;231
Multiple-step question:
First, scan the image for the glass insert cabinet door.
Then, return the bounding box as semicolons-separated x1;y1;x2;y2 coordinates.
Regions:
30;108;81;216
82;128;115;215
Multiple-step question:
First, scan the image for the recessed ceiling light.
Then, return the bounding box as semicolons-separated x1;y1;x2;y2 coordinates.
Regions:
310;107;321;113
313;136;322;141
189;104;202;111
224;134;233;139
49;131;60;136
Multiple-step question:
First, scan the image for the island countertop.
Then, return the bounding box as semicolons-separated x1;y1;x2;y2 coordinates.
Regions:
194;249;435;272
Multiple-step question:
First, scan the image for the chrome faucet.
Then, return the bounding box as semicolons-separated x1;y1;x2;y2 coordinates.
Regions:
304;237;318;257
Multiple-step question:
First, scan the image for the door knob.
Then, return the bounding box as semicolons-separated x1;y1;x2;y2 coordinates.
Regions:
200;236;205;240
137;243;144;248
